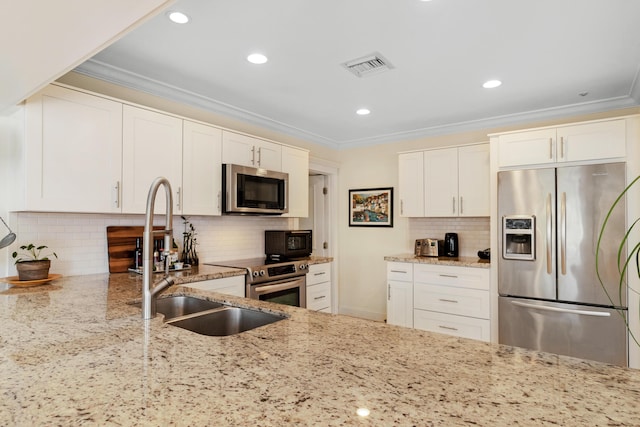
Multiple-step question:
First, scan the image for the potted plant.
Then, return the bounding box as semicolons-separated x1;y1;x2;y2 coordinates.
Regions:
12;244;58;281
180;216;199;265
596;174;640;348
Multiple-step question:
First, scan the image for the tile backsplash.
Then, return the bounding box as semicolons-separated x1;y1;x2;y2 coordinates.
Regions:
408;217;490;257
7;212;295;277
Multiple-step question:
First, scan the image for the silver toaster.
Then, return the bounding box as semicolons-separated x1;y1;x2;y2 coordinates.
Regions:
415;238;441;257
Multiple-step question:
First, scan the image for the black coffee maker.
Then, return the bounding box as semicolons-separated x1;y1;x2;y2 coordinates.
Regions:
444;233;459;257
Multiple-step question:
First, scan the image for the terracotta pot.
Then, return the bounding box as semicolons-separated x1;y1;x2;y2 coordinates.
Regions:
16;260;51;281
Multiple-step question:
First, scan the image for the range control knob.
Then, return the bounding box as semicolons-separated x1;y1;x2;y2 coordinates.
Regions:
252;271;260;277
259;270;266;276
299;263;308;270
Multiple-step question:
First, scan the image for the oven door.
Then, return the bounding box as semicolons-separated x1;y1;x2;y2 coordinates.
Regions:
249;276;306;308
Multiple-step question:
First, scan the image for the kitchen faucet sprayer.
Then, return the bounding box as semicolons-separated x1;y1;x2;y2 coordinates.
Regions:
142;177;175;319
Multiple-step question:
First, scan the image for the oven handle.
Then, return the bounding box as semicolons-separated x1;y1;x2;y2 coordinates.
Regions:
253;279;303;296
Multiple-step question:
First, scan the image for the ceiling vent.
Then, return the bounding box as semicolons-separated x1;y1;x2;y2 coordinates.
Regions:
341;52;394;78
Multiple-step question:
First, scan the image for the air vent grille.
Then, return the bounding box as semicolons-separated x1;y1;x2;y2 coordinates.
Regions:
342;52;394;77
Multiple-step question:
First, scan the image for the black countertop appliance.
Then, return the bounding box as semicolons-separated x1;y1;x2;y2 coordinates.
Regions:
444;232;459;257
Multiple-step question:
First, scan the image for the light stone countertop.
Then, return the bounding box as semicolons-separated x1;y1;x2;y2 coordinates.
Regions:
1;265;640;426
385;253;491;268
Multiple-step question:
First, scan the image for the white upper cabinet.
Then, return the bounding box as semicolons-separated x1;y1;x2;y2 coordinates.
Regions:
497;128;557;167
281;146;309;217
222;130;282;171
457;144;490;216
398;151;425;217
557;120;626;163
22;85;122;213
13;84;310;216
122;105;183;214
498;119;626;167
400;144;489;218
182;121;223;216
424;148;459;217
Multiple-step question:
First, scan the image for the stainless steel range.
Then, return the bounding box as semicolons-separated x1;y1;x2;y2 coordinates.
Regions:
205;257;308;308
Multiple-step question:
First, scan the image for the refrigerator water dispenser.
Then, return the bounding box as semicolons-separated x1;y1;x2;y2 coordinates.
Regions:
502;215;535;260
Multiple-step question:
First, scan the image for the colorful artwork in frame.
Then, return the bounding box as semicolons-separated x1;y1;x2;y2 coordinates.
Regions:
349;187;393;227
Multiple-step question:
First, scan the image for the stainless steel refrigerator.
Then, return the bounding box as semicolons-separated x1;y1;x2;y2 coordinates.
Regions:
498;162;628;366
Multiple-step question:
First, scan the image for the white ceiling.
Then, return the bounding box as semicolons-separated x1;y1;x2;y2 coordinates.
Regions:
76;0;640;149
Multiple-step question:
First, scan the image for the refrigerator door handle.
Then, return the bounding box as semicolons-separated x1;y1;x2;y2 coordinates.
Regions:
546;193;552;274
511;301;611;317
560;192;567;275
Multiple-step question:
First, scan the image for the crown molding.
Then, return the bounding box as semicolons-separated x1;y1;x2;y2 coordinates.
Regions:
75;59;639;151
73;60;340;149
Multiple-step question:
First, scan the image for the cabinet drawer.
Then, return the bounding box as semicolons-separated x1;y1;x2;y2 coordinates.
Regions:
414;283;490;319
414;309;490;342
307;263;331;285
307;282;331;311
387;262;413;281
414;264;489;290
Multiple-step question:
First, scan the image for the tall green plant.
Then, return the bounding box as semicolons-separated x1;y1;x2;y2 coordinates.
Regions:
596;174;640;347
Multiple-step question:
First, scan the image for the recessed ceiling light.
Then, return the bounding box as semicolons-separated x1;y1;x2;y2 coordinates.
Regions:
167;11;189;24
483;80;502;89
247;53;268;64
356;108;371;116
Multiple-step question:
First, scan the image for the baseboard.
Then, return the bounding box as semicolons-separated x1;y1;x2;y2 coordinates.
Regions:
338;306;386;322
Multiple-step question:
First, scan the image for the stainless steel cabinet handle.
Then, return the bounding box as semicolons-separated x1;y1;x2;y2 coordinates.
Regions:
438;325;458;331
460;196;463;215
560;136;564;159
388;284;391;300
314;295;326;300
313;272;326;276
439;298;459;303
560;192;566;275
257;147;262;166
390;270;408;274
176;187;182;210
400;200;404;215
439;274;458;278
452;197;456;214
546;193;552;274
114;181;120;208
251;146;256;166
217;190;221;213
511;301;611;317
549;138;553;159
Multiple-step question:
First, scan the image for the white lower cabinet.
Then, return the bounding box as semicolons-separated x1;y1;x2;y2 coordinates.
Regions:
413;264;490;342
386;261;491;341
307;263;332;313
386;262;414;327
179;275;245;298
413;310;490;342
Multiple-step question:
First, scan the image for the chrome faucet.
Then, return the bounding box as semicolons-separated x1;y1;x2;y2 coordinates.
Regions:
142;177;175;319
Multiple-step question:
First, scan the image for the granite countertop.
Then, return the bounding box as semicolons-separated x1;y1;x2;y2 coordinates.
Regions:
1;267;640;425
385;253;491;268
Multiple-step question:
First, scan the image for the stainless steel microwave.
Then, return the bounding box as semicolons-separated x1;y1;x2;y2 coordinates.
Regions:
222;164;289;215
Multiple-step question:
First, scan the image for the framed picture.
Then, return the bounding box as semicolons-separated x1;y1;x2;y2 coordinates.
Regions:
349;187;393;227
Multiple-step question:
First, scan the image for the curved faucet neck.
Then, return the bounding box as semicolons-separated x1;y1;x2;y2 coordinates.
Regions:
142;177;175;319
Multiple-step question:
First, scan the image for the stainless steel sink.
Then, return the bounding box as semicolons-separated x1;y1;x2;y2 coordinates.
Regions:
155;295;223;318
166;306;285;336
135;295;286;336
